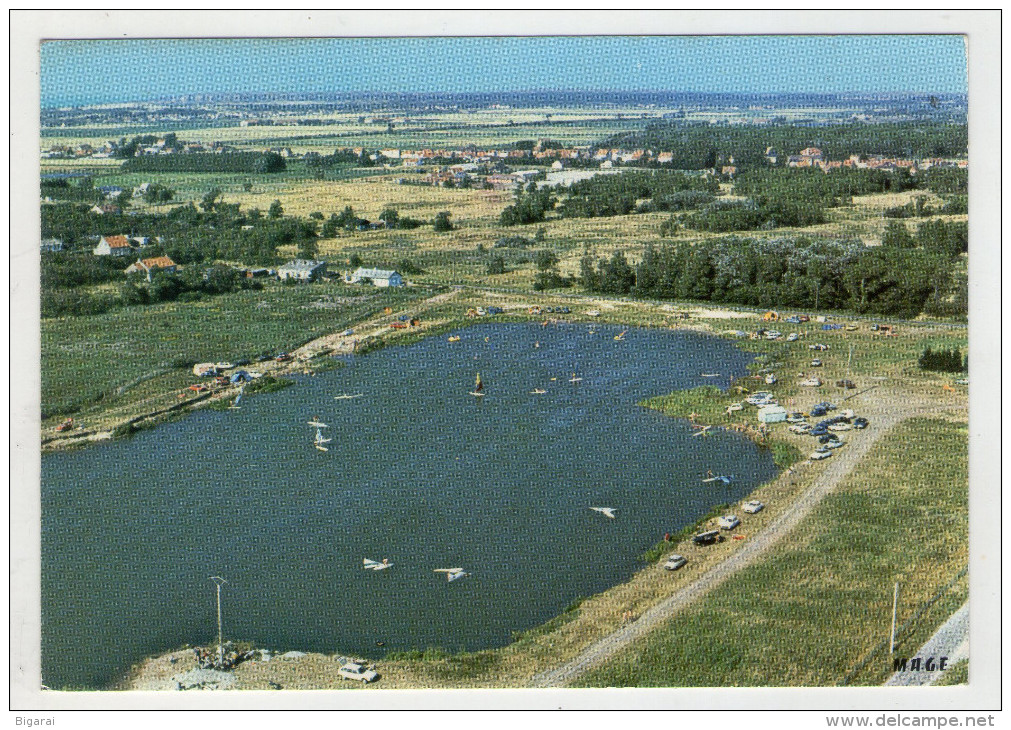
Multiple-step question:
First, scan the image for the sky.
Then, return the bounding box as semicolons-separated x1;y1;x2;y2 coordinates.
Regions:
40;36;968;107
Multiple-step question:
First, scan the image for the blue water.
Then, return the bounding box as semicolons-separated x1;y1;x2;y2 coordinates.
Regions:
41;323;778;688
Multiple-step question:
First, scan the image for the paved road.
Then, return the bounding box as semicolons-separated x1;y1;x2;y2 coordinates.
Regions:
885;601;969;686
530;399;960;688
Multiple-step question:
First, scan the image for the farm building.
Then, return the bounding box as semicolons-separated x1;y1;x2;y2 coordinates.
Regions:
277;259;328;282
93;235;134;256
346;267;404;287
124;256;178;281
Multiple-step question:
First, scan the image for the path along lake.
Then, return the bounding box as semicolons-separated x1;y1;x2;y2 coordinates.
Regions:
41;323;778;688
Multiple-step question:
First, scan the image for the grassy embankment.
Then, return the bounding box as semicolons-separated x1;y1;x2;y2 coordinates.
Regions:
574;416;968;687
40;281;433;424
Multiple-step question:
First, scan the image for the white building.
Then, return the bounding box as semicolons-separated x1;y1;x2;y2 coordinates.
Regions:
346;267;404;287
277;259;327;282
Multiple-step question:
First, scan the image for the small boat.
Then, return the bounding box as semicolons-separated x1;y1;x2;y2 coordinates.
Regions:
334;393;364;400
692;425;712;438
307;419;328;428
447;336;461;342
363;558;393;571
589;506;616;519
700;373;720;378
434;567;470;582
314;427;332;452
469;372;485;397
702;475;732;485
568;373;582;383
530;388;547;394
614;330;626;341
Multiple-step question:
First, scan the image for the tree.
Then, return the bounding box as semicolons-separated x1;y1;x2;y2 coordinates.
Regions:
349;253;363;268
379;208;400;228
200;188;222;212
433;211;453;232
881;221;914;248
297;237;319;260
144;183;175;205
255;152;286;174
534;249;559;271
486;255;507;275
268;200;284;219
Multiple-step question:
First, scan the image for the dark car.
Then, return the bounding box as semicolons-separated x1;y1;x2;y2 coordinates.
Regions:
853;417;869;429
819;434;841;444
836;379;856;389
559;307;571;314
233;359;251;367
692;530;725;546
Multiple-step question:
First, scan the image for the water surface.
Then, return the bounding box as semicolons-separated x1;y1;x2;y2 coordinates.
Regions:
41;323;777;688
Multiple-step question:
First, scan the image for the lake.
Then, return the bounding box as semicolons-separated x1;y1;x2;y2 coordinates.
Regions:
41;323;778;688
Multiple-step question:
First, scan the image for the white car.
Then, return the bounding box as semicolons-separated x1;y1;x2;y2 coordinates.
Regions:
789;423;812;434
745;391;774;405
824;439;846;449
810;359;823;367
765;331;782;340
742;500;765;514
663;554;688;571
828;422;852;431
800;377;823;387
786;333;799;342
338;662;379;683
718;514;741;530
810;450;833;460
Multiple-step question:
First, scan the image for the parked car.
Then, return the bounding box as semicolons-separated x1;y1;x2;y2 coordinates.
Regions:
809;343;830;351
790;423;812;434
824;439;846;449
810;359;823;367
765;331;782;340
559;307;571;314
828;422;852;432
786;333;800;342
818;433;840;444
692;530;724;546
853;417;869;429
836;379;856;389
338;662;379;683
784;315;801;324
797;315;811;322
815;401;837;411
745;391;775;405
742;500;765;514
275;352;293;362
787;412;807;423
663;554;688;571
800;377;823;387
810;450;833;460
718;515;741;531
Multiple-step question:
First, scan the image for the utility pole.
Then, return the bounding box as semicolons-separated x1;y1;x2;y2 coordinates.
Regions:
212;574;230;667
847;343;854;379
889;581;900;655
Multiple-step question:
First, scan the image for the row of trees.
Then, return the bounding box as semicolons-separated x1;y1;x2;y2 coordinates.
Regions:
881;219;968;257
917;347;966;373
578;236;965;318
42;264;262;318
602;122;968;169
122;151;287;174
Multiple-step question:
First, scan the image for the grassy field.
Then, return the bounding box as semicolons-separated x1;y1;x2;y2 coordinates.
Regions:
572;416;968;687
41;281;434;420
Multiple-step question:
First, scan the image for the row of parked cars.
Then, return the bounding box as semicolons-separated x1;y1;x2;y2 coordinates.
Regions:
663;500;766;571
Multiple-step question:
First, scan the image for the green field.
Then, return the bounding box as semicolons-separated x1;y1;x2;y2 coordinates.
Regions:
573;417;968;687
41;281;433;419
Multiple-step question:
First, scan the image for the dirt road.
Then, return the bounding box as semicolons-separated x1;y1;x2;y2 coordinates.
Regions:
531;397;962;688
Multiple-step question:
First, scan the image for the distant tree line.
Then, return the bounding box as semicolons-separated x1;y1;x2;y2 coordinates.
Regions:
580;235;965;319
122;151;286;174
600;122;967;169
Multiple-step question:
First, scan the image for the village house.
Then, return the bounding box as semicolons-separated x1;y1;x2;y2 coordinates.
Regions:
277;259;328;282
93;234;134;256
346;267;404;288
124;256;178;281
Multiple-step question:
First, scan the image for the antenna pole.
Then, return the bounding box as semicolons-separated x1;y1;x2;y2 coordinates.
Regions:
210;576;227;666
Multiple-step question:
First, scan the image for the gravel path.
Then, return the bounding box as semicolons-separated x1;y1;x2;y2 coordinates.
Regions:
531;398;959;688
885;601;969;686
